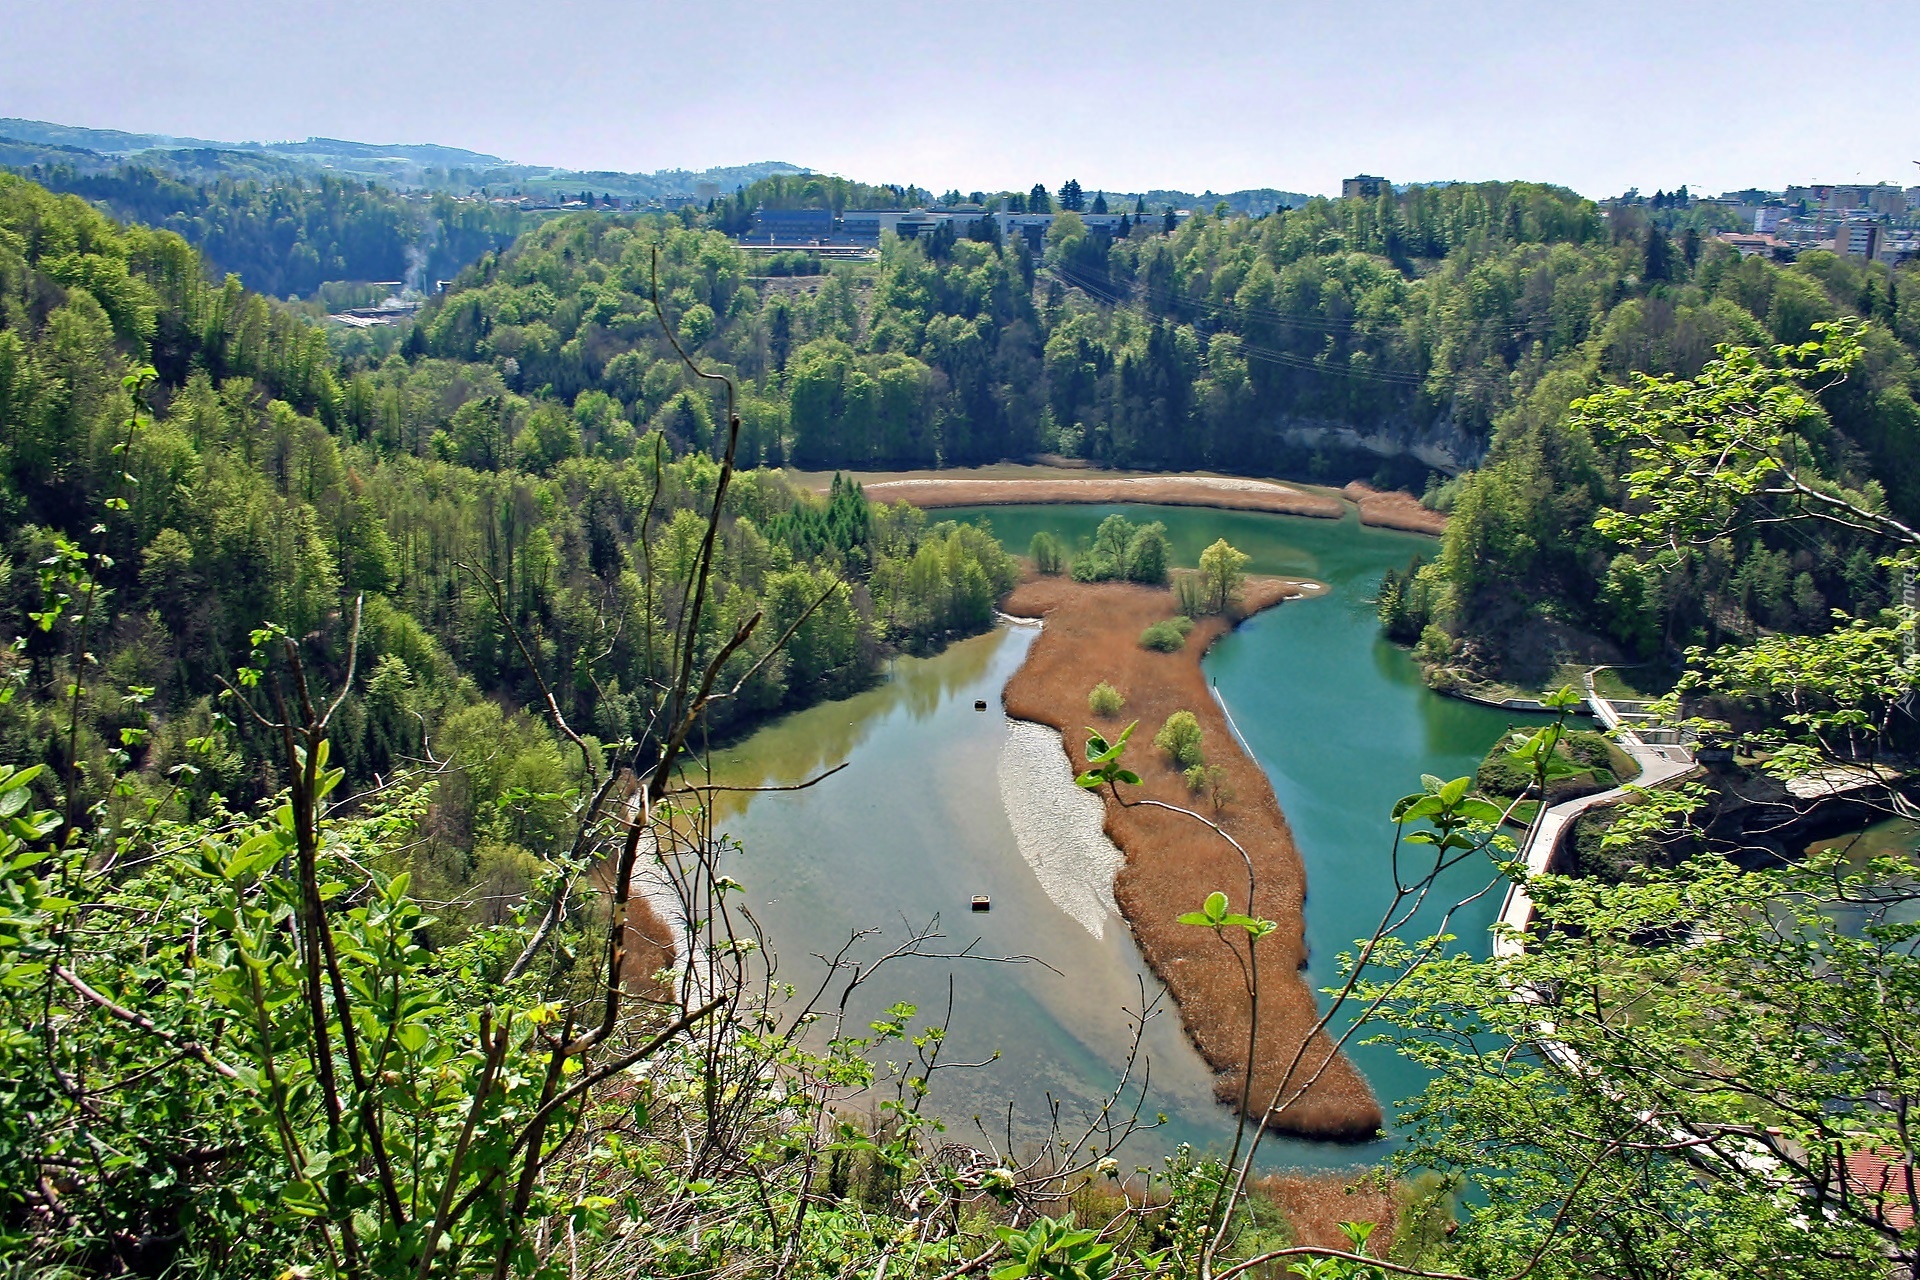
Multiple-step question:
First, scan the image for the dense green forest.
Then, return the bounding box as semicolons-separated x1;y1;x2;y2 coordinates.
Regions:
11;164;529;298
22;149;1904;691
5;159;1920;1279
1374;233;1920;683
0;172;1015;887
382;177;1920;690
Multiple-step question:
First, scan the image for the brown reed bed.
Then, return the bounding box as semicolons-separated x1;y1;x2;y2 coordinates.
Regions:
1341;481;1447;535
621;894;678;1003
1001;574;1384;1142
1249;1171;1398;1252
861;474;1344;519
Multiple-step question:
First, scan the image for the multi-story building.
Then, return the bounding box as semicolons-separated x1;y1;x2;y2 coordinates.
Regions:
1342;174;1389;200
1785;183;1907;216
1833;219;1881;261
748;207;835;241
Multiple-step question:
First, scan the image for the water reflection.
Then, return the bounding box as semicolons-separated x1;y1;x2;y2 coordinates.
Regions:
709;504;1538;1167
703;623;1239;1162
1803;818;1920;935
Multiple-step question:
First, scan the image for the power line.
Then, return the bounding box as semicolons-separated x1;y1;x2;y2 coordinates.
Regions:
1046;261;1430;388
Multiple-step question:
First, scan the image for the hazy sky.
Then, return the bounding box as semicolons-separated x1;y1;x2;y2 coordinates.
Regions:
5;0;1917;198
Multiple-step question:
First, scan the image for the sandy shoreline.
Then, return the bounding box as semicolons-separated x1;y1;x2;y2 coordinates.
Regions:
998;719;1126;939
1001;573;1384;1142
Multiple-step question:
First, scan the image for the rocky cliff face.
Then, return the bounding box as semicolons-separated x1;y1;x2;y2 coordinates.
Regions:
1269;413;1483;473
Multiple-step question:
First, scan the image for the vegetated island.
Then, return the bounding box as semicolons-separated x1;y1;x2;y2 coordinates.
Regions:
1001;572;1385;1142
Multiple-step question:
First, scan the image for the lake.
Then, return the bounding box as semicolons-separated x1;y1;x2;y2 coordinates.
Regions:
700;504;1551;1169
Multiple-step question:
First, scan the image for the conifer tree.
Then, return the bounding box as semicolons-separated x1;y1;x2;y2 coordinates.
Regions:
1643;223;1674;282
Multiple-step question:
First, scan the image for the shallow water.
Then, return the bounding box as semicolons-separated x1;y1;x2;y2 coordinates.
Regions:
704;504;1550;1168
1802;818;1920;934
700;624;1242;1164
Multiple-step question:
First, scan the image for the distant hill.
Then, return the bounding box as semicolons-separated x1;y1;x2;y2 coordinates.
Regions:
0;117;234;153
262;136;505;168
1136;188;1313;214
0;116;808;197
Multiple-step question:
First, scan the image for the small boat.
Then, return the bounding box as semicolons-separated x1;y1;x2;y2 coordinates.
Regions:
973;699;988;710
970;895;991;912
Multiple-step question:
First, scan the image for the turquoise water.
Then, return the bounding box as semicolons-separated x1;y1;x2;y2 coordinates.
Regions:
707;504;1546;1167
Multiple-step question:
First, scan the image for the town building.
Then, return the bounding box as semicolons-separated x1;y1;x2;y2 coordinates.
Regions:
749;207;834;241
1833;220;1881;261
840;210;912;241
1716;231;1789;260
1784;183;1909;217
1342;174;1390;200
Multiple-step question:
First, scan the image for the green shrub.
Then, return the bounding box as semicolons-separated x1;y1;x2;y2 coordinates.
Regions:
1155;710;1205;769
1184;762;1232;812
1413;623;1454;664
1477;728;1624;803
1069;514;1171;583
1029;530;1066;575
1088;681;1126;716
1475;752;1536;797
1125;523;1170;584
1173;569;1207;616
1140;616;1194;652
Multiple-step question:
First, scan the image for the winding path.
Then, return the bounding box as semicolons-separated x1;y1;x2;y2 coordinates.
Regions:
1491;669;1697;960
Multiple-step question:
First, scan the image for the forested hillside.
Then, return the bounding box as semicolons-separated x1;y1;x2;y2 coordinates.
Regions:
0;173;1014;889
6;155;1920;1278
14;154;1918;725
325;176;1915;684
12;163;528;298
1375;232;1920;682
407;182;1613;475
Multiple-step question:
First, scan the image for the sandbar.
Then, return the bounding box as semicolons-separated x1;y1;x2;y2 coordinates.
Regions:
861;474;1344;518
1001;574;1384;1142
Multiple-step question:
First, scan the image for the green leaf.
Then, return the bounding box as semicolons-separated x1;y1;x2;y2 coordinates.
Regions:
1458;798;1506;824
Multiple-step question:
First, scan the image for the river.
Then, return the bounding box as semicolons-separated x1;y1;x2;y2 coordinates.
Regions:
700;504;1551;1169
